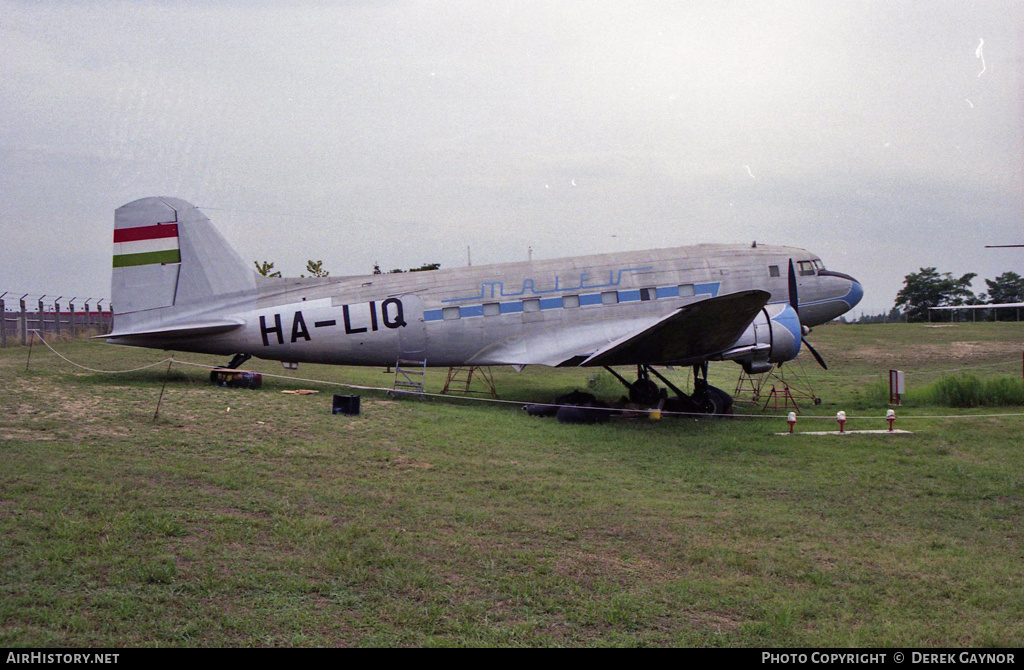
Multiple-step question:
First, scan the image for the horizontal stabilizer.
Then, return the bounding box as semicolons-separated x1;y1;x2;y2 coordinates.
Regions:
581;290;771;366
101;318;244;341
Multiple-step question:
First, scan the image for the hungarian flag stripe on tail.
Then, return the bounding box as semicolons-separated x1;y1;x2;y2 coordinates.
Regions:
113;223;180;267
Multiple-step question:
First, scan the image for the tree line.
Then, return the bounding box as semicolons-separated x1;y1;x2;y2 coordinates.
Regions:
858;268;1024;323
252;260;441;279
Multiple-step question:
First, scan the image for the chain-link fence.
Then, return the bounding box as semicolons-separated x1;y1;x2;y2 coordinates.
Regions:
0;293;112;346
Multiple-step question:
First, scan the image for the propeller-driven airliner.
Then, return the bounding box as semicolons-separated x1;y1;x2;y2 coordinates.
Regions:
106;197;862;413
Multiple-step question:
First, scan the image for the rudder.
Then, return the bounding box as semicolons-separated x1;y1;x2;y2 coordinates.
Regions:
112;197;257;327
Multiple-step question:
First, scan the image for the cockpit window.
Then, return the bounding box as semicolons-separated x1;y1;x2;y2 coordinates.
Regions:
812;260;824;271
798;260;816;276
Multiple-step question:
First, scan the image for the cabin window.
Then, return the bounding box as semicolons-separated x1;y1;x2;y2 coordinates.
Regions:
798;261;815;276
523;298;541;313
639;287;655;301
483;302;500;316
563;295;580;308
601;291;619;305
678;284;695;297
442;306;461;320
769;265;780;277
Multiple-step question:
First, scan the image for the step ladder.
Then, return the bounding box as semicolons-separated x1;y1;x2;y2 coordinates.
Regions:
392;355;427;395
734;358;820;414
762;384;800;412
441;366;498;398
733;369;766;404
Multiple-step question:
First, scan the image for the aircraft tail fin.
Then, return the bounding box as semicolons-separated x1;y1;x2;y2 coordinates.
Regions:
112;197;257;331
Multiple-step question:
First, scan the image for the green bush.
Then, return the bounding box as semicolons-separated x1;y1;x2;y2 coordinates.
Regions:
921;374;1024;408
981;376;1024;406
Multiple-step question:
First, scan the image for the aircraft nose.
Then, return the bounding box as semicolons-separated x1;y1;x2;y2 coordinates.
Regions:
817;269;863;311
802;269;863;325
845;278;864;310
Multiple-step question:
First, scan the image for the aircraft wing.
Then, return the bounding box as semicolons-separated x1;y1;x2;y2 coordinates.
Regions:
468;290;770;367
580;289;770;366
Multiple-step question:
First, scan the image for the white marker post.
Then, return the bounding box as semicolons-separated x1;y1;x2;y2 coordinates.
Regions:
889;370;905;406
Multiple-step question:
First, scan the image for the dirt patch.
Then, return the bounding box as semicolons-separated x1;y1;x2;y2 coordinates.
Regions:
848;341;1021;368
683;611;745;634
389;454;433;469
0;428;56;442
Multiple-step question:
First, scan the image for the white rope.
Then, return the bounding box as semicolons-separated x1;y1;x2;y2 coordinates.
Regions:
27;331;174;374
27;336;1024;422
170;360;1024;421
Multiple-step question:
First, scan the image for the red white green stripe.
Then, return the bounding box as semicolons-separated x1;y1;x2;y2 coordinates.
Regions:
113;224;180;267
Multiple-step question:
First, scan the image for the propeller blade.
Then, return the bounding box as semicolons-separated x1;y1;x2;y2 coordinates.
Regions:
802;337;828;370
788;258;799;316
789;259;826;369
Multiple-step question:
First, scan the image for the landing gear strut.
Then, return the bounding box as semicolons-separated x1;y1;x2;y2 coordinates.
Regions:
604;363;733;416
209;353;261;389
603;366;664;406
224;353;251;369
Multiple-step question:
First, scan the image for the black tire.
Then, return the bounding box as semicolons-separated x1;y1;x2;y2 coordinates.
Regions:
706;385;734;415
553;390;597;406
556;405;609;424
629;378;661;406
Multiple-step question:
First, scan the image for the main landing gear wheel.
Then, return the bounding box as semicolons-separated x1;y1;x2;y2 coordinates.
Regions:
710;385;734;415
695;381;733;416
604;363;733;416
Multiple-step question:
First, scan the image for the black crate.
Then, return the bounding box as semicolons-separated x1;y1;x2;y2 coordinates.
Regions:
332;394;361;416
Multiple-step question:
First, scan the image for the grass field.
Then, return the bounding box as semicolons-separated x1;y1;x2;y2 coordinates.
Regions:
1;323;1022;647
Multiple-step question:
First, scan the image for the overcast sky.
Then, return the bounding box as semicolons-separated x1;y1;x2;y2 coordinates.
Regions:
2;1;1022;315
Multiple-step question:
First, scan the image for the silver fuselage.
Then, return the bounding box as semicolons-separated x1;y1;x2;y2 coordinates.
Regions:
111;243;862;368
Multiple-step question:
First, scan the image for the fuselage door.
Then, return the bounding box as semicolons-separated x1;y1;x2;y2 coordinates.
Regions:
395;294;427;359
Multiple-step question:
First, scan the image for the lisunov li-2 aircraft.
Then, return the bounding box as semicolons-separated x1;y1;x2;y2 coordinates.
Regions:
106;197;863;413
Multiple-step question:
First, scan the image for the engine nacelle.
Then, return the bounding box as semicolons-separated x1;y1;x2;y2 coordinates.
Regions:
713;303;802;374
